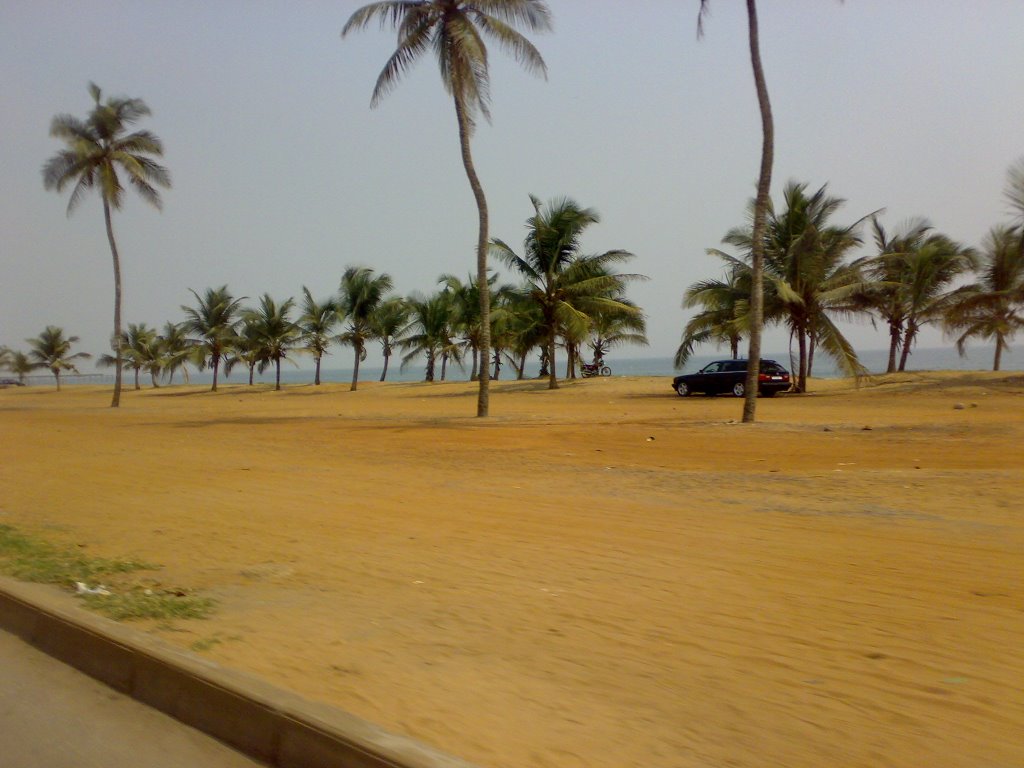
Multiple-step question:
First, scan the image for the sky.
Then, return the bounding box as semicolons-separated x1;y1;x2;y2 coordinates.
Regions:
2;0;1023;372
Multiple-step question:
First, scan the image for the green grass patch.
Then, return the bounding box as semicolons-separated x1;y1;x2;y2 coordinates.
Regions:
0;524;152;584
0;523;213;622
82;589;216;621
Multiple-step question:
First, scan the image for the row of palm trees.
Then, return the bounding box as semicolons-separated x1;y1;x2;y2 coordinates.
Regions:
4;197;648;392
677;171;1024;391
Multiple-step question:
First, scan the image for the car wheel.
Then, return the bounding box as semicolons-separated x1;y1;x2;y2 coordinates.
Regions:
732;381;745;397
675;381;690;397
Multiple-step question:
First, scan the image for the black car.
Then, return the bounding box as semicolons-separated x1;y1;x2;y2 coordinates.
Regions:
672;359;791;398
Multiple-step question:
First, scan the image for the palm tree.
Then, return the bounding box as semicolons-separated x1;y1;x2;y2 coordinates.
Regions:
498;294;544;379
588;294;648;366
297;287;339;386
242;295;298;390
943;225;1024;371
343;0;550;417
1006;156;1024;260
42;83;170;408
97;322;161;389
26;326;91;390
182;286;245;391
491;195;642;390
856;217;934;372
719;181;874;392
399;291;455;382
5;351;36;384
675;255;751;368
338;267;394;391
698;0;773;422
158;322;196;385
370;297;411;382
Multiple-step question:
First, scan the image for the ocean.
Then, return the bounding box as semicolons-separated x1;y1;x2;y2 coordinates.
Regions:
178;344;1023;386
22;344;1021;387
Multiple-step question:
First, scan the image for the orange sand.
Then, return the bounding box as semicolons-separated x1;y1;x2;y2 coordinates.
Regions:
1;372;1022;767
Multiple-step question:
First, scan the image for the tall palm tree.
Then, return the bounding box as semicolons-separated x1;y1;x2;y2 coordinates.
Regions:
675;255;751;368
370;296;411;382
297;287;339;386
243;295;298;391
943;225;1024;371
343;0;550;416
338;266;394;391
26;326;91;390
491;195;642;390
698;0;773;422
182;286;245;391
42;83;170;408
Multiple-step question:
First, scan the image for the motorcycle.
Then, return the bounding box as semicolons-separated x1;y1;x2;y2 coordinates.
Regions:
580;358;611;377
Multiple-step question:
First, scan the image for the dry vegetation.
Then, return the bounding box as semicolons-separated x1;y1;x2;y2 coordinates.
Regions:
1;372;1021;768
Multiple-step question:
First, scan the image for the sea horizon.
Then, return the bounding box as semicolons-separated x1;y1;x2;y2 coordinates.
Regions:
19;343;1022;387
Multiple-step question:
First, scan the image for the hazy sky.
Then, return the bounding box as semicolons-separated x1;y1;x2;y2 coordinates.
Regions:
2;1;1022;371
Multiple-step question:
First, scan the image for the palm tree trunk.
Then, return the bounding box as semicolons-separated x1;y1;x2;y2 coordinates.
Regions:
134;367;141;390
54;369;61;391
314;355;322;385
797;330;808;393
380;351;390;382
426;351;435;382
742;0;774;423
441;352;448;381
898;321;917;372
453;91;490;417
887;320;901;373
351;344;361;391
548;331;559;390
248;363;255;386
994;335;1004;371
211;352;220;391
103;200;123;408
275;359;282;390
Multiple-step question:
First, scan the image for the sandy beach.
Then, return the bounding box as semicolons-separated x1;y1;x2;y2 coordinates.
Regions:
1;372;1022;768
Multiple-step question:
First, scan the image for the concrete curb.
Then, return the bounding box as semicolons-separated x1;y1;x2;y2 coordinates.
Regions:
0;577;479;768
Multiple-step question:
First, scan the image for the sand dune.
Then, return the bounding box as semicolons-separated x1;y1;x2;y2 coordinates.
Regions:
2;372;1022;767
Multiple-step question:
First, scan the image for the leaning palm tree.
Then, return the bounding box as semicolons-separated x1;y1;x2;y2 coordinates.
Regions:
296;287;339;386
675;255;752;368
370;296;411;382
698;0;773;422
492;195;642;390
943;225;1024;371
42;83;170;408
343;0;550;416
242;294;299;391
181;286;245;391
26;326;91;390
338;266;394;391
